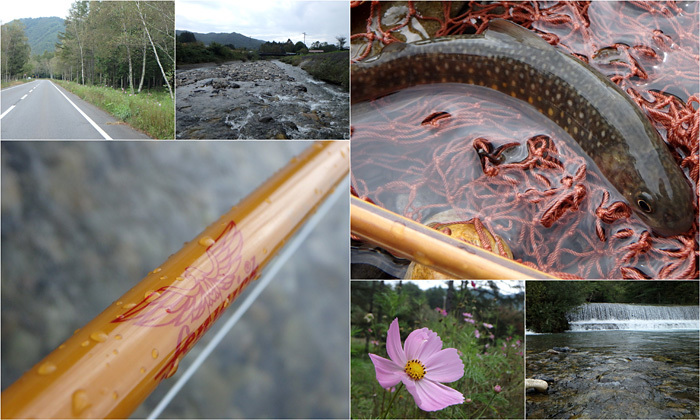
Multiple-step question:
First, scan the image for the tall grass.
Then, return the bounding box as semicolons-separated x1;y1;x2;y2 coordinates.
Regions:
54;80;174;139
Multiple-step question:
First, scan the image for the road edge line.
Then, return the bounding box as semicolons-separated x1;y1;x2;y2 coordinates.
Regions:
49;80;113;140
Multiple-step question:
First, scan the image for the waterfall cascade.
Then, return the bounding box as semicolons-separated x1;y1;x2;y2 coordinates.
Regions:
567;303;699;331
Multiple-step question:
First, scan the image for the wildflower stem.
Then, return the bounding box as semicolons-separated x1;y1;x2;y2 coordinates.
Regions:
381;382;404;419
474;391;498;419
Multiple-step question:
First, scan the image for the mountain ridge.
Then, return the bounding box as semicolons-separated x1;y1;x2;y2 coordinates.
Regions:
176;29;266;50
14;17;65;55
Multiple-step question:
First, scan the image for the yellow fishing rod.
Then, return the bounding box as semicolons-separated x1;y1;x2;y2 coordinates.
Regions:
1;141;349;419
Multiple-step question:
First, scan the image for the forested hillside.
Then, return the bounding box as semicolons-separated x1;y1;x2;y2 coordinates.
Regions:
18;17;64;55
175;29;265;49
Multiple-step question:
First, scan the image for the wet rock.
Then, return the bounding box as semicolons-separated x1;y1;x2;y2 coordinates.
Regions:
295;85;307;92
212;78;228;89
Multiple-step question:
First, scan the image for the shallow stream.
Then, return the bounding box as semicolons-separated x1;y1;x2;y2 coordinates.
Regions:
526;330;699;419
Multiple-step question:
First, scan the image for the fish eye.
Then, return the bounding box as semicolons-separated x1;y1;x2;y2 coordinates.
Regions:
636;192;654;214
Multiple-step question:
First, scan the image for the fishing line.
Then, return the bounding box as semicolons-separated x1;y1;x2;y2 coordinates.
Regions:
148;176;349;419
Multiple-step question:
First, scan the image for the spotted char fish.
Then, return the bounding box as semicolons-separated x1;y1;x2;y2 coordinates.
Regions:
351;19;694;236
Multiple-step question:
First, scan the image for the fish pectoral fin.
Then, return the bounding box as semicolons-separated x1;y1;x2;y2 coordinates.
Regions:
485;18;552;51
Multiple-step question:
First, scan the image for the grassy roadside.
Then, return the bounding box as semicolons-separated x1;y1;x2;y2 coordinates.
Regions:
54;80;174;139
1;79;33;90
280;51;349;90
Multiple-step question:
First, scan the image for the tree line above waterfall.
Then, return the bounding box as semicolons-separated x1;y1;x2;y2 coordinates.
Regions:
526;281;699;333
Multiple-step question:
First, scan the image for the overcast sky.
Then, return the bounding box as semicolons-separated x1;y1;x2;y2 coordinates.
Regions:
1;1;349;47
177;0;349;46
0;0;74;23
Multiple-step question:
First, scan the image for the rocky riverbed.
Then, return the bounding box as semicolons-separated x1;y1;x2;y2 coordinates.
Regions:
176;60;349;139
526;332;699;419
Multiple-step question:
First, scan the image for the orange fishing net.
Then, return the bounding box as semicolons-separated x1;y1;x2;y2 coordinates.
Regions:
350;1;699;279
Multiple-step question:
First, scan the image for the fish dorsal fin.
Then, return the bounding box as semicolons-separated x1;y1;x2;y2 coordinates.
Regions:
485;18;551;50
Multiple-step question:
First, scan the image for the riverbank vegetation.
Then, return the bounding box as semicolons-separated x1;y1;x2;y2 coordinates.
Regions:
280;51;349;90
55;80;173;139
351;281;524;419
176;38;258;64
527;281;700;333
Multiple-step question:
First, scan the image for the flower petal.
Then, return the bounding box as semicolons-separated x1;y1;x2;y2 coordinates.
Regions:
368;353;403;389
423;348;465;383
403;378;464;412
404;327;442;360
386;318;406;366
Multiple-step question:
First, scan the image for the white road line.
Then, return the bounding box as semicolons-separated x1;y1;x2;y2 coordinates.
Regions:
49;81;112;140
0;105;16;119
20;94;27;100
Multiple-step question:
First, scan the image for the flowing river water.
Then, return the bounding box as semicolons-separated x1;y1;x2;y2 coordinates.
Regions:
527;304;699;419
176;60;349;140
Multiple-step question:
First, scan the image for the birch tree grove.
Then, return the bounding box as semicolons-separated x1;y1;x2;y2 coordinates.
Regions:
55;1;174;93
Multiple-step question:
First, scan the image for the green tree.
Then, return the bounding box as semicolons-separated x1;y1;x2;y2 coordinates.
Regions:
64;1;90;84
335;35;346;50
177;30;196;43
283;38;295;53
31;50;55;78
526;281;588;333
293;41;307;53
623;281;699;305
1;21;32;80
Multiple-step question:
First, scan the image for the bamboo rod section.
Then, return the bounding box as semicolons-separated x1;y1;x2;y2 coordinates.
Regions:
351;196;557;279
1;141;349;419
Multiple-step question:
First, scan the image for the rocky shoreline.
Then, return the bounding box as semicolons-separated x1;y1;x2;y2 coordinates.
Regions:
176;60;349;139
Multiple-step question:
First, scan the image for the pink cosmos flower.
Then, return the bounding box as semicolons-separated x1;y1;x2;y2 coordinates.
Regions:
434;307;447;317
368;318;465;412
474;329;480;338
463;312;473;318
483;323;493;329
494;385;502;393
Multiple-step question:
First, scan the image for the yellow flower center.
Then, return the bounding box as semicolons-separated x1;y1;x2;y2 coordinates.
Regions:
404;359;426;380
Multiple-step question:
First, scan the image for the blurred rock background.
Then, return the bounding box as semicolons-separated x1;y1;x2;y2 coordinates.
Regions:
1;141;349;418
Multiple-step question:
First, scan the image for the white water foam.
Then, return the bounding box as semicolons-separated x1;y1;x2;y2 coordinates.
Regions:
567;303;699;331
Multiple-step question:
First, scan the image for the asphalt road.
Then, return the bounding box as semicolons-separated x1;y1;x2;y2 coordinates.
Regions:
1;80;152;140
